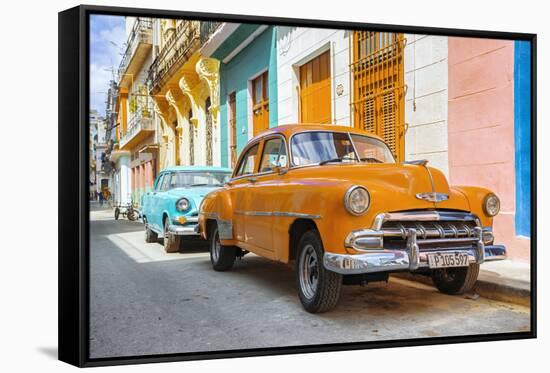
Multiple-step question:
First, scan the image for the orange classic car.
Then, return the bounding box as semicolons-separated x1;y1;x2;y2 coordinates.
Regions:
198;124;506;313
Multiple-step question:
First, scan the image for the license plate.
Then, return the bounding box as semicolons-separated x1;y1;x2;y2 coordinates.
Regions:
427;253;469;269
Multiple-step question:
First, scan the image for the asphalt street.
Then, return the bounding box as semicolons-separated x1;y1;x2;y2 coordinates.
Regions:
89;205;530;359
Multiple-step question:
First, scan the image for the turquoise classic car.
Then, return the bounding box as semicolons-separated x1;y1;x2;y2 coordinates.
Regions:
141;166;232;253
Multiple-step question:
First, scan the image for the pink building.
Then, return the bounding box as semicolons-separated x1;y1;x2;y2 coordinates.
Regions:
447;38;531;261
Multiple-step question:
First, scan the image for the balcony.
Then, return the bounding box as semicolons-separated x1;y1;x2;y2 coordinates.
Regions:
148;21;222;93
119;108;154;150
118;18;153;88
200;21;222;44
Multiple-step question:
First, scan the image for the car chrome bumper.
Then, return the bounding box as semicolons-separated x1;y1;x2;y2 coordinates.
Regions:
326;211;506;274
324;245;506;275
168;217;199;236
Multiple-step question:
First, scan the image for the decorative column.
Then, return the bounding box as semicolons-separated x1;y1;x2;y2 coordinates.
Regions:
166;89;186;165
153;100;170;169
196;57;221;126
179;75;200;165
178;75;200;129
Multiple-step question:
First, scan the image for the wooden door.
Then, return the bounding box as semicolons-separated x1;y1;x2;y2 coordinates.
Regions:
252;72;269;136
300;50;331;124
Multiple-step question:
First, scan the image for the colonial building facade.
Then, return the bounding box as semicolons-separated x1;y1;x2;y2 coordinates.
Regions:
108;20;531;261
201;24;278;168
148;19;223;170
208;27;531;261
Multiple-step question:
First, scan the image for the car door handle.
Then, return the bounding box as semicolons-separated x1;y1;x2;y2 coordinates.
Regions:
247;177;257;183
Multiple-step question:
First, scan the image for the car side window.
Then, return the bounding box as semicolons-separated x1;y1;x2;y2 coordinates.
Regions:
235;143;259;177
167;173;179;190
159;173;171;191
154;174;165;192
259;137;288;173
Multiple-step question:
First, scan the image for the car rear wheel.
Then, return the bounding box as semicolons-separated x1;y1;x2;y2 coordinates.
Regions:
209;225;237;271
431;263;480;295
296;230;342;313
163;218;180;253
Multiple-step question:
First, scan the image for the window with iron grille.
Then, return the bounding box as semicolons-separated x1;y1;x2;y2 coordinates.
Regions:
350;32;405;161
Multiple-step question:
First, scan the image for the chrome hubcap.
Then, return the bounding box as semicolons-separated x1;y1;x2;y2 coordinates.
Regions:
212;231;221;262
299;244;319;299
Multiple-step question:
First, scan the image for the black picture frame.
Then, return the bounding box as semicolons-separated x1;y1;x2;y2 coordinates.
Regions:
58;4;537;368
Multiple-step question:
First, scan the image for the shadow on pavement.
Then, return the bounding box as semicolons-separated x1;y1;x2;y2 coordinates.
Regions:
36;346;57;360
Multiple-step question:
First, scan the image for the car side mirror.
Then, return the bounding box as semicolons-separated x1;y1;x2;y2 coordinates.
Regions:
273;165;289;175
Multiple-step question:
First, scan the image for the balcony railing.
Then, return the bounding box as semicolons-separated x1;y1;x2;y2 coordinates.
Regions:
119;108;154;149
200;21;222;44
148;21;222;93
118;18;153;77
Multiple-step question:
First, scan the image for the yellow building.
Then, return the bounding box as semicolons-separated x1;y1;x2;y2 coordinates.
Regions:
112;17;157;207
148;20;223;169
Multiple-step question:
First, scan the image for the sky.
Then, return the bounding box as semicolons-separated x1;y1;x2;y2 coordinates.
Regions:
90;15;126;116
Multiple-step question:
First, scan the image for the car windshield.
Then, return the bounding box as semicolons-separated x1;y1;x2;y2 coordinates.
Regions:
166;171;231;190
290;131;395;166
350;134;395;164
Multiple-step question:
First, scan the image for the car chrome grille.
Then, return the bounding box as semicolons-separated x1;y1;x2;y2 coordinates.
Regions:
381;220;479;251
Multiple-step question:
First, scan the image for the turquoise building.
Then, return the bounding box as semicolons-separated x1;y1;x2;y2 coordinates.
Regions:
207;24;278;168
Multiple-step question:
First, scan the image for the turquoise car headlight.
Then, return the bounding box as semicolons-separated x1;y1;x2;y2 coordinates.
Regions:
176;198;190;212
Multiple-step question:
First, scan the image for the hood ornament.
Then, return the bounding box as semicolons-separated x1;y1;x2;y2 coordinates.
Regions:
416;192;449;203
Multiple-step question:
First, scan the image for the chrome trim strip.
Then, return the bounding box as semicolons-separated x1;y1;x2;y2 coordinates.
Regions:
234;210;321;219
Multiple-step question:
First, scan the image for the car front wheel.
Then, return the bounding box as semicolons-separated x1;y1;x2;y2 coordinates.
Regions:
431;263;480;295
209;225;237;271
296;230;342;313
163;219;180;253
144;218;158;243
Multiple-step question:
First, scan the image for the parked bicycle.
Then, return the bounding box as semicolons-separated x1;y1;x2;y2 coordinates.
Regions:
114;199;141;221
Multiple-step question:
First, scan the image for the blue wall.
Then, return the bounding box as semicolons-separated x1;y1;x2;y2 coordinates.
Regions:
217;26;278;168
514;40;531;237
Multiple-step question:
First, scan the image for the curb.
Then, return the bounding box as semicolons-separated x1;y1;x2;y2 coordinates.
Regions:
391;272;530;307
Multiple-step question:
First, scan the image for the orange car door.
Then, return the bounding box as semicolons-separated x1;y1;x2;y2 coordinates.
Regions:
229;142;260;244
245;136;288;255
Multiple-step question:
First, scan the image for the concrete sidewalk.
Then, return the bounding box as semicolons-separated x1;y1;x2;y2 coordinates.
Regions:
393;259;531;306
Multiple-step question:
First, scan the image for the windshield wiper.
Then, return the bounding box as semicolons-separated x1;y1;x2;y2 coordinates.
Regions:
359;157;383;164
319;157;344;165
319;156;357;165
189;183;208;187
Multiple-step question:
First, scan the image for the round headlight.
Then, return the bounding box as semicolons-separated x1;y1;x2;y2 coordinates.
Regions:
483;193;500;217
344;186;370;216
176;198;190;212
